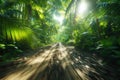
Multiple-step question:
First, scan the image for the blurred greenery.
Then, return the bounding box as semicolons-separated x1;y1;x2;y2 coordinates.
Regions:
67;0;120;68
0;0;120;69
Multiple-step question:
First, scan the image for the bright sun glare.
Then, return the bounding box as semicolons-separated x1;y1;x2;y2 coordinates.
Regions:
53;14;64;25
77;0;89;17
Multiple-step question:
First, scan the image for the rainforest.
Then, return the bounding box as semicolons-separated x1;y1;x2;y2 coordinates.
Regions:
0;0;120;80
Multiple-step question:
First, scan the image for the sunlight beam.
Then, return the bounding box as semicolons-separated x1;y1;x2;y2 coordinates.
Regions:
53;14;64;25
77;0;89;18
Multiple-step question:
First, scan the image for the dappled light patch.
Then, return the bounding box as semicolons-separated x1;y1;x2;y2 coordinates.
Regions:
53;14;64;25
77;0;90;18
0;43;119;80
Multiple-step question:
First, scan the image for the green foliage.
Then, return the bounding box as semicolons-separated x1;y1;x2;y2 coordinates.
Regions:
0;44;5;49
0;0;120;68
0;43;23;61
66;0;120;67
0;0;69;61
76;32;97;51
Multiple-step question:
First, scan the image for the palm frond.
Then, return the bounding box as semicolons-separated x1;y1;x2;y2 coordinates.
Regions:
0;14;33;41
65;0;75;15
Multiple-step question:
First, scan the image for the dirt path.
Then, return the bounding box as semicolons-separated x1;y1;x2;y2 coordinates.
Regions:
0;43;119;80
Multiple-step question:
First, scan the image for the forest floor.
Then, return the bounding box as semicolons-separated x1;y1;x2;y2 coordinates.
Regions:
0;43;119;80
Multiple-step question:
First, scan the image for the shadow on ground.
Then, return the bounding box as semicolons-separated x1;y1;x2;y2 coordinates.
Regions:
0;43;119;80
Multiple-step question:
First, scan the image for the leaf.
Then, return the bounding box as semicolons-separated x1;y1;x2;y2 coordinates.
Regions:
0;44;5;49
65;0;75;15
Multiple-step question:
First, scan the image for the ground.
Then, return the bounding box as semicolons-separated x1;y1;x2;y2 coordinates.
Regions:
0;43;119;80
